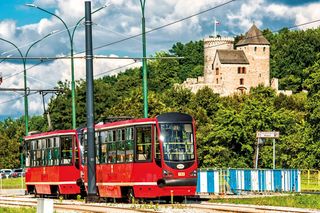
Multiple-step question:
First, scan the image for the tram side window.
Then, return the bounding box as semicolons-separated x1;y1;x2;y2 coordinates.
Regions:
95;132;100;164
154;126;161;160
117;129;125;163
107;130;116;163
83;133;88;165
36;140;42;166
60;136;72;165
125;127;134;162
47;138;54;166
100;131;108;163
24;141;30;167
135;126;152;161
29;140;36;167
41;139;47;166
53;137;60;165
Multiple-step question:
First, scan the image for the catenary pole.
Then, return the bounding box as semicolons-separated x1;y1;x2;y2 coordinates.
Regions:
85;0;97;201
139;0;148;118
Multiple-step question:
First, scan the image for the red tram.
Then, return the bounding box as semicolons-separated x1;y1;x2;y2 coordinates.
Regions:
82;112;198;199
24;130;83;197
23;112;197;199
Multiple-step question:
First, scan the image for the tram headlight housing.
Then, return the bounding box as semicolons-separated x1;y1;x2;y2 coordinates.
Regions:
163;169;173;177
189;170;197;177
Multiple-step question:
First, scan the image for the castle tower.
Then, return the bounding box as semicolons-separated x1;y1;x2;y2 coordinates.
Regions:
235;24;270;87
204;37;234;83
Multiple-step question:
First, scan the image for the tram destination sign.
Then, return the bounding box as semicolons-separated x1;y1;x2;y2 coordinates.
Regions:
256;131;280;138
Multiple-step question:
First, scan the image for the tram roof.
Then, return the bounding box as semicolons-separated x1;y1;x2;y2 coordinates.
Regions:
95;117;156;130
24;129;76;140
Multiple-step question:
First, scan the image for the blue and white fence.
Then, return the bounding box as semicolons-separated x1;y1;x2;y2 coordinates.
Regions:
196;170;220;194
196;169;300;194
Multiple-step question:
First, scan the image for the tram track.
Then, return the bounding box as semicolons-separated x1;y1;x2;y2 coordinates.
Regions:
0;196;154;213
0;196;318;213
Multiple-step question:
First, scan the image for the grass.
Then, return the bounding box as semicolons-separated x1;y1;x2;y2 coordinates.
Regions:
0;207;35;213
301;170;320;191
210;194;320;209
0;177;25;189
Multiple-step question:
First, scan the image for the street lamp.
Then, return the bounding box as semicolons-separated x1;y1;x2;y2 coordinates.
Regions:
0;31;56;136
26;3;109;129
139;0;148;118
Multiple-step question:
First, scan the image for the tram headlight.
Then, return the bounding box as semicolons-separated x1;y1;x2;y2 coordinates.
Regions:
189;170;197;177
163;169;173;177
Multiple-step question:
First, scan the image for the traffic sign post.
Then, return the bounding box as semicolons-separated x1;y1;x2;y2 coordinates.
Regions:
256;131;279;138
255;131;280;169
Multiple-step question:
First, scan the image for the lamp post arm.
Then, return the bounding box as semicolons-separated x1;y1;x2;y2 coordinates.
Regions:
33;6;73;45
139;0;146;15
25;33;54;59
0;38;24;62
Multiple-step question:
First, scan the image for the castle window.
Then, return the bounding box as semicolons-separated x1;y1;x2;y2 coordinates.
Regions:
254;47;257;52
240;78;244;85
216;68;219;75
216;78;219;84
242;67;246;74
238;67;241;74
263;47;266;52
212;64;214;70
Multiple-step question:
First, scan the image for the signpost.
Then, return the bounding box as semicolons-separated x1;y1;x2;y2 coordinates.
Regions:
255;131;279;169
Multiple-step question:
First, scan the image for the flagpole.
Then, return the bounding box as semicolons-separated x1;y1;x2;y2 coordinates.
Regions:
214;19;217;37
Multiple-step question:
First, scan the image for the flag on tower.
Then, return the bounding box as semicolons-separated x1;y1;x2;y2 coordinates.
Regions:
214;19;220;37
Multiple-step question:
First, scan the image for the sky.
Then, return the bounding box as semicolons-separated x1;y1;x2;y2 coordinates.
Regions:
0;0;319;120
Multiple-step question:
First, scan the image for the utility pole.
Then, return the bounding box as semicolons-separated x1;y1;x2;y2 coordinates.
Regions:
84;0;97;202
139;0;148;118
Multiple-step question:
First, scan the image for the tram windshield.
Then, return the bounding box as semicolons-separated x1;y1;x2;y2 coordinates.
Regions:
159;123;195;161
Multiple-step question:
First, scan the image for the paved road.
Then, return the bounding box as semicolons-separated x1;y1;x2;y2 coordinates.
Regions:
0;189;25;196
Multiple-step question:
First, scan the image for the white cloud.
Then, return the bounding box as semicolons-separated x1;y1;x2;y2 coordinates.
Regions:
228;0;320;32
0;20;17;39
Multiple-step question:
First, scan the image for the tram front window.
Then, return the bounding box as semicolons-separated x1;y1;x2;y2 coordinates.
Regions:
160;123;194;161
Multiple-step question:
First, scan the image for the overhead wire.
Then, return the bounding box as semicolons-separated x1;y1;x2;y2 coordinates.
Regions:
0;91;38;105
85;0;238;53
94;60;139;78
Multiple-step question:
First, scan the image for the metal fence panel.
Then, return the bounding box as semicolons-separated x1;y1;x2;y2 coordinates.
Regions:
196;168;300;194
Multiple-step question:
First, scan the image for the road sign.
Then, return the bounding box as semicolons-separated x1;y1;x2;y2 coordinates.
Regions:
256;131;279;138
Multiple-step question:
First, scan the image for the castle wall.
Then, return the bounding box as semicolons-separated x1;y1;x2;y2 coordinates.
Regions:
237;45;270;87
204;37;234;83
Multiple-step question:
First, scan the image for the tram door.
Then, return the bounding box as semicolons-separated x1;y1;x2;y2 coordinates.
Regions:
74;135;80;169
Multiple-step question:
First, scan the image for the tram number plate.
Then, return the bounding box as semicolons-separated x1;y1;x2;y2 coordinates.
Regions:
178;172;185;176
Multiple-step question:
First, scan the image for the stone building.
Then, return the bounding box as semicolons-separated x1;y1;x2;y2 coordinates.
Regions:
181;24;274;96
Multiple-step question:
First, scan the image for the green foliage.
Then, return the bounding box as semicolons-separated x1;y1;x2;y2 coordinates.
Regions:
169;40;204;81
0;207;35;213
266;27;320;92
